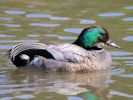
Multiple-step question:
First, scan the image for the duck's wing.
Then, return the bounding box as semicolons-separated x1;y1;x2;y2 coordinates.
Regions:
8;43;48;60
46;43;89;63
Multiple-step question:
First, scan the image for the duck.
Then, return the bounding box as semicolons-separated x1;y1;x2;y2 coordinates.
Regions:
7;26;121;72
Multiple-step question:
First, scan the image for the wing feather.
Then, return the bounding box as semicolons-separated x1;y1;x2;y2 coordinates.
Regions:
46;43;88;63
10;43;47;60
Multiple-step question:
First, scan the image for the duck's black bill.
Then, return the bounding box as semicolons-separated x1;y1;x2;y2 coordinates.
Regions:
106;40;121;49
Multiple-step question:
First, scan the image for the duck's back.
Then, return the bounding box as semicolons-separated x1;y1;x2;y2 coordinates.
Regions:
46;43;89;63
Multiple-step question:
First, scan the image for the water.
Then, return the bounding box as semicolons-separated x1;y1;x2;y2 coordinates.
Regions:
0;0;133;100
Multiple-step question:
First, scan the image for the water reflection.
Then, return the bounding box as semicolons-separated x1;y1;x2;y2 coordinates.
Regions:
0;45;14;50
124;61;133;67
0;40;39;43
68;96;83;100
27;34;40;37
45;34;76;40
0;68;112;99
29;23;60;27
128;28;133;31
110;91;133;98
64;28;83;34
123;36;133;41
124;6;133;10
57;36;76;40
110;51;133;56
98;12;125;17
79;19;96;24
0;34;15;38
112;69;124;76
15;94;35;99
124;61;133;64
0;89;14;94
120;74;133;78
4;10;26;15
2;24;21;28
122;17;133;21
125;64;133;67
26;14;51;18
26;13;70;21
50;16;70;21
113;57;133;60
0;97;14;100
3;69;111;99
0;17;13;21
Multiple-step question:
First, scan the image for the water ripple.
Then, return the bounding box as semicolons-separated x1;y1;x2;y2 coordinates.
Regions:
112;57;133;60
15;95;35;99
110;51;133;56
26;14;51;18
68;96;84;100
112;69;124;76
0;83;34;88
64;28;83;34
124;6;133;10
122;17;133;21
125;63;133;67
0;40;39;43
123;36;133;41
0;94;36;100
105;79;115;84
29;23;60;27
0;97;13;100
124;61;133;67
5;10;26;15
45;34;76;40
110;90;133;98
0;34;16;38
0;45;14;50
27;34;40;37
58;36;76;40
128;28;133;31
44;34;58;37
79;19;96;24
124;61;133;64
50;16;70;21
0;90;14;94
2;24;21;28
120;74;133;78
0;17;13;21
26;13;70;21
98;12;125;17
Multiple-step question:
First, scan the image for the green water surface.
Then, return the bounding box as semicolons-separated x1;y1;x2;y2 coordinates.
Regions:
0;0;133;100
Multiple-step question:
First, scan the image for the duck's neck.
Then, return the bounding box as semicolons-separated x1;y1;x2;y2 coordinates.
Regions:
73;29;101;50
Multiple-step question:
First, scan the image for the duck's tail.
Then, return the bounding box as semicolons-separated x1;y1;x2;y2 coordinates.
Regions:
6;43;54;67
8;43;47;58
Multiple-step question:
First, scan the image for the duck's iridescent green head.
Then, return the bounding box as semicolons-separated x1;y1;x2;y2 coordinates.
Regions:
73;26;120;49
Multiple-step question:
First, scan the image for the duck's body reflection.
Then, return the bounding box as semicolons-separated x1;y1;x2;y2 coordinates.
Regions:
9;69;111;100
